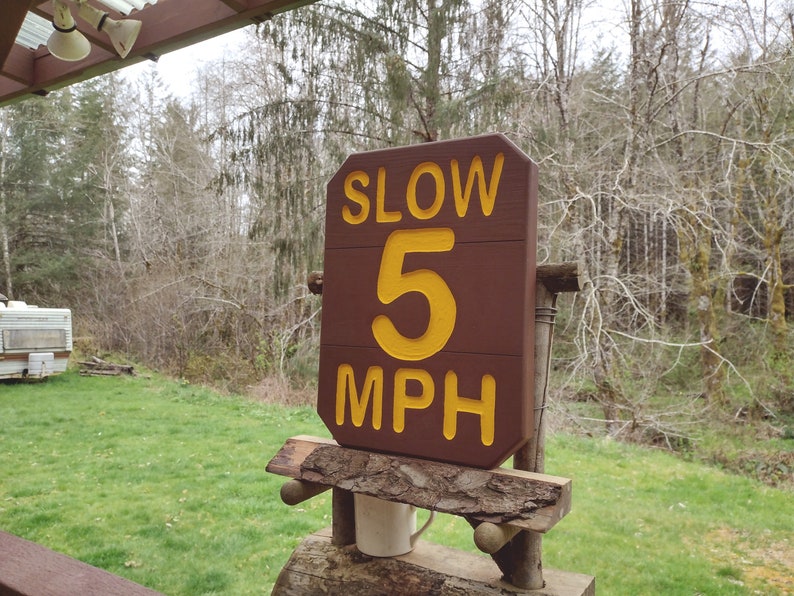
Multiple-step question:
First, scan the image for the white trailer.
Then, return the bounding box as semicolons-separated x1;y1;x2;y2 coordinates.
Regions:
0;299;72;379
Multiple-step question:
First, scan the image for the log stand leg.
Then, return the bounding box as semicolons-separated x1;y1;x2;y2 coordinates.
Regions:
331;488;356;546
493;281;558;589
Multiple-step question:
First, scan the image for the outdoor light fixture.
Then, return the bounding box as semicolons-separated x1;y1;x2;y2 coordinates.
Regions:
76;0;142;59
47;0;91;61
47;0;143;61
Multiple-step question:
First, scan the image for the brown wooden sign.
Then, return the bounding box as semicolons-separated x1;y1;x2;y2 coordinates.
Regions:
317;134;538;469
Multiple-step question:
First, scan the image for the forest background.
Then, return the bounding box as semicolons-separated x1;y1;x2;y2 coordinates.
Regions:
1;0;793;483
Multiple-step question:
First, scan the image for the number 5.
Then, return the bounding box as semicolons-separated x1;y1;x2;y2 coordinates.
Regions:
372;228;456;361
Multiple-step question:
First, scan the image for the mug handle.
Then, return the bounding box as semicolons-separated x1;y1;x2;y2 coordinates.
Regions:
410;510;437;547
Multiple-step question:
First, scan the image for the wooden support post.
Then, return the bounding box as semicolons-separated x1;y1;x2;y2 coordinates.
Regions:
331;488;356;546
494;262;582;589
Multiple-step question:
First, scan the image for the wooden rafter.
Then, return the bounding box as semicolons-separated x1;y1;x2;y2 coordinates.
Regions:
0;1;37;75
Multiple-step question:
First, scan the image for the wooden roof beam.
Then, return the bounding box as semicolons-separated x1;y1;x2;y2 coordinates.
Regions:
0;0;38;71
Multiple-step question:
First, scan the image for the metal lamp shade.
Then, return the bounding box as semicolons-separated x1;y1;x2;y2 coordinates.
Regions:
48;0;90;61
47;27;91;61
103;18;142;59
77;2;142;59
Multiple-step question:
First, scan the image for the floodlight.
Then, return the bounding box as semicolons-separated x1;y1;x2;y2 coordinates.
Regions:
77;0;142;59
47;0;91;61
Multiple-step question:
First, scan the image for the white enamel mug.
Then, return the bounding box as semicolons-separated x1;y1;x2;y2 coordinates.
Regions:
354;494;436;557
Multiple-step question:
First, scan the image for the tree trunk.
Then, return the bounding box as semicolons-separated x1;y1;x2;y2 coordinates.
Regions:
689;229;726;403
418;0;442;142
0;115;12;299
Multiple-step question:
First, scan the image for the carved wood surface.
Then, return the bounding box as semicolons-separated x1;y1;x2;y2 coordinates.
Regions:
267;436;571;533
271;528;595;596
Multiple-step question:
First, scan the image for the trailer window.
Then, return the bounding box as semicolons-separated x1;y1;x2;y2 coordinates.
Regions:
2;329;67;350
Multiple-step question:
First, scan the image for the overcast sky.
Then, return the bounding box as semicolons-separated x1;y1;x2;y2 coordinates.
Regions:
122;27;247;98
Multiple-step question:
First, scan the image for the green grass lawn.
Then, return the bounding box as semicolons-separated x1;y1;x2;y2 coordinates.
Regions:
1;371;792;595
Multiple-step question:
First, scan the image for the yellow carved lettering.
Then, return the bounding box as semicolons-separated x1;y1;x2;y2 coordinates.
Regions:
393;368;435;433
376;166;402;223
372;228;457;361
407;161;445;220
443;371;496;446
450;153;504;217
342;171;371;224
335;364;383;429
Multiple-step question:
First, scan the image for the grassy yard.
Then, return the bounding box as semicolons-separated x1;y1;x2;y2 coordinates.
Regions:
1;371;792;595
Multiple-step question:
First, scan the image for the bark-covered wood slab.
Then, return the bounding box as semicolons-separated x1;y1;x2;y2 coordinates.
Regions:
267;435;571;533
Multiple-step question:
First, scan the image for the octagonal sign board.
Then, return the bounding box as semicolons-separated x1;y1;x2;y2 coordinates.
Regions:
317;134;538;469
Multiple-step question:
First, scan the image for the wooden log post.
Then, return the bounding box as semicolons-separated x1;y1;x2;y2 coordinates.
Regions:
496;262;583;589
331;488;356;547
